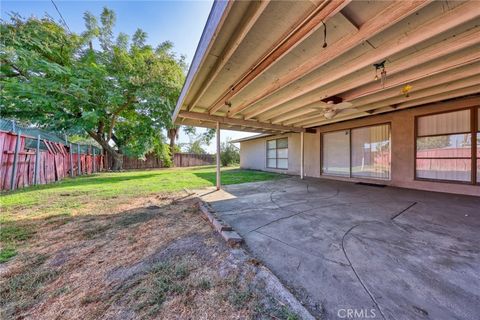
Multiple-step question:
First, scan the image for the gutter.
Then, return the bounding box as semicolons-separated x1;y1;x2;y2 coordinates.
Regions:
172;0;231;123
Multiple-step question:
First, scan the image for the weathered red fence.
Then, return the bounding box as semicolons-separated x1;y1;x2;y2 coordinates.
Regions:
0;131;103;191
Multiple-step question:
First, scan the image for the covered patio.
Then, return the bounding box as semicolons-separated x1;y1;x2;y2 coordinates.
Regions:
198;177;480;319
173;1;480;318
172;0;480;195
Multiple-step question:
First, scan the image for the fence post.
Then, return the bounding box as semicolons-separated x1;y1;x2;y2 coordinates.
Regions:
10;131;21;191
93;149;96;173
34;134;41;185
69;143;74;177
77;144;81;176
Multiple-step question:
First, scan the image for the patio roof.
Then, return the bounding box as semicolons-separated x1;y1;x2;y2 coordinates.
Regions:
173;0;480;134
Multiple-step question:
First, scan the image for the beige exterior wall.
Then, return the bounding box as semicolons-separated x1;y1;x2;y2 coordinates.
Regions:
240;132;301;176
239;96;480;196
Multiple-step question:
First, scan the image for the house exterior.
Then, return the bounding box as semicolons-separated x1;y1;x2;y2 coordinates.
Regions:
233;97;479;196
172;0;480;196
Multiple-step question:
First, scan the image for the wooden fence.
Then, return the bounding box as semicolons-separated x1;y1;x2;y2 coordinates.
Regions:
173;153;214;167
108;152;214;170
0;131;103;191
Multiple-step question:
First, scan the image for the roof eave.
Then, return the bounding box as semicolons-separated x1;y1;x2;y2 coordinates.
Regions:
172;0;231;123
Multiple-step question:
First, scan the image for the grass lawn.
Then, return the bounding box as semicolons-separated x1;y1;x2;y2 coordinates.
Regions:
1;166;281;263
0;166;297;320
1;166;281;223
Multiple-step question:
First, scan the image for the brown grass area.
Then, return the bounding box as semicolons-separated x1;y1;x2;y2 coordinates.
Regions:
0;192;299;320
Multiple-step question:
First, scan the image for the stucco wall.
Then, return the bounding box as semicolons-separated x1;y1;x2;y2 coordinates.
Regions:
239;96;480;196
240;132;300;176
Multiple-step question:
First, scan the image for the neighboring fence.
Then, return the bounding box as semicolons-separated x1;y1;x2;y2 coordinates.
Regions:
108;152;215;170
0;120;103;191
173;153;214;167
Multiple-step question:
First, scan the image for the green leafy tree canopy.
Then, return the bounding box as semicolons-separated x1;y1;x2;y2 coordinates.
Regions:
1;9;186;170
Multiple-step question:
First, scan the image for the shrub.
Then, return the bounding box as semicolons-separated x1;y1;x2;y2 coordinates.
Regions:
220;141;240;166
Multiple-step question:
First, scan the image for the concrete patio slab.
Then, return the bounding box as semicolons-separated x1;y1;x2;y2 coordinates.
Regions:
197;177;480;320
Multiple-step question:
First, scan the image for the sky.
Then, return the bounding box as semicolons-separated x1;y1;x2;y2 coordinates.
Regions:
1;0;257;152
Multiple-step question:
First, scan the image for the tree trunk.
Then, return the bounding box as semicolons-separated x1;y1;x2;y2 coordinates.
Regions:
167;127;178;166
110;152;124;171
88;131;123;171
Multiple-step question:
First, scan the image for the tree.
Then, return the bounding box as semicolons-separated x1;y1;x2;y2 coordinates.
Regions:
182;126;215;155
0;9;185;170
220;140;240;166
167;125;180;162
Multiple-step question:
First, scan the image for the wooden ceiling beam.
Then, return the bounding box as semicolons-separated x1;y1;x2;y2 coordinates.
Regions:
278;43;480;125
178;111;305;133
230;0;431;118
295;76;480;127
354;75;480;113
300;88;480;128
258;27;480;123
271;101;326;123
178;118;277;134
188;1;269;112
343;49;480;103
244;2;480;120
207;0;350;115
348;59;480;107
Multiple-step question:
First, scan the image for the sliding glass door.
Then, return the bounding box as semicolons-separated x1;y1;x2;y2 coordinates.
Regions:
322;124;391;180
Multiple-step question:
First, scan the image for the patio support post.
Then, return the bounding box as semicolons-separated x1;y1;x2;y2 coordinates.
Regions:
34;134;41;185
300;131;304;179
93;149;96;173
216;121;221;190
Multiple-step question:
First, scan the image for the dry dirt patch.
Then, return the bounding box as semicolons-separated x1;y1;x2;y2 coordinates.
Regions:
0;192;299;320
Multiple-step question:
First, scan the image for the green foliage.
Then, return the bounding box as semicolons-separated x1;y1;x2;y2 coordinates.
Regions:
0;9;185;169
152;139;172;167
182;126;216;155
220;140;240;166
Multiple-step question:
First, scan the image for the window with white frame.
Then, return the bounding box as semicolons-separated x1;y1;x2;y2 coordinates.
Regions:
416;109;472;183
322;124;391;180
267;138;288;169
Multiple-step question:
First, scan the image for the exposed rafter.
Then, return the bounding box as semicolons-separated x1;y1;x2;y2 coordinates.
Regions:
295;76;480;127
227;0;431;117
347;60;480;107
179;118;278;135
261;27;480;122
301;88;480;128
280;51;480;125
244;2;480;120
188;1;269;112
178;112;305;133
207;0;350;115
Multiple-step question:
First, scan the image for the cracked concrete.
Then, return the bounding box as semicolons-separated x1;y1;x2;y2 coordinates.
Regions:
197;177;480;320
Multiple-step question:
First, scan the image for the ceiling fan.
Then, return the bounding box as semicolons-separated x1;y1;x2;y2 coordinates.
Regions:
310;98;354;120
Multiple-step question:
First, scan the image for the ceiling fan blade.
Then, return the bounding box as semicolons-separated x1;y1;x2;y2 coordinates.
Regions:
333;101;354;110
309;101;330;110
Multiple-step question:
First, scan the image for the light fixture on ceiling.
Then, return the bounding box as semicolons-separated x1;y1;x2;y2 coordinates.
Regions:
322;21;328;48
373;60;387;87
401;84;412;97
